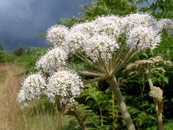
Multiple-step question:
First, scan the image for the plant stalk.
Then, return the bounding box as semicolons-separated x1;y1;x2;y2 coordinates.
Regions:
72;111;88;130
108;76;135;130
146;73;164;130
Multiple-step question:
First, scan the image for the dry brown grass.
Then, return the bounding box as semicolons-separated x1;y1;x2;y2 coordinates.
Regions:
0;63;25;130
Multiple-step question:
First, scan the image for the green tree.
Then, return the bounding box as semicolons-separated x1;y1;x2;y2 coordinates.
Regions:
141;0;173;19
60;0;138;27
13;44;25;56
0;42;3;51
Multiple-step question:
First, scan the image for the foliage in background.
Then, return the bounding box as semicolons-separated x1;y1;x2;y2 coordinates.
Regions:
60;0;138;27
140;0;173;19
13;45;25;56
0;46;48;74
0;42;3;51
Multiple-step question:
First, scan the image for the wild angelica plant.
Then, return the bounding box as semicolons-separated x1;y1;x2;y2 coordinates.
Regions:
123;56;172;130
18;13;173;130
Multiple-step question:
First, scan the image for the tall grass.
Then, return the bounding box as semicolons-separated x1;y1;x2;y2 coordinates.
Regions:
0;63;74;130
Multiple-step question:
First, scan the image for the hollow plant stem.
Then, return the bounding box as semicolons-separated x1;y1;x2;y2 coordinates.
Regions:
146;73;164;130
108;76;136;130
72;111;88;130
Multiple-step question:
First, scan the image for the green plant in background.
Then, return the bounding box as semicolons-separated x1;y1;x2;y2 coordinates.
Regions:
0;42;4;51
60;0;138;27
123;56;172;130
13;44;25;56
0;50;14;63
140;0;173;19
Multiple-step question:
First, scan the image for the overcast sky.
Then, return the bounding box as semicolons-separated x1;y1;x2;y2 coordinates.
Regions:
0;0;94;51
0;0;155;51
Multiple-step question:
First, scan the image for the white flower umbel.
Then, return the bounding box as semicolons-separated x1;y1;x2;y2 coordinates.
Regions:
18;74;46;108
149;86;163;102
105;15;122;26
158;19;173;35
46;69;84;104
47;25;69;47
36;47;68;74
94;16;121;38
71;22;96;37
66;31;87;53
85;35;119;63
127;26;161;51
122;13;157;32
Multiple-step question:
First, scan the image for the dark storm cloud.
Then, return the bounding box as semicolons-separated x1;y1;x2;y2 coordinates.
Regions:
0;0;93;51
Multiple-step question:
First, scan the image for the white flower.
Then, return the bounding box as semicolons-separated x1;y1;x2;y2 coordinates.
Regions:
122;13;157;32
66;31;87;53
127;26;161;51
94;16;121;38
158;19;173;35
71;22;96;37
149;86;163;102
18;74;46;108
36;47;68;74
46;69;84;104
105;15;122;26
47;25;69;47
17;90;28;108
85;35;119;62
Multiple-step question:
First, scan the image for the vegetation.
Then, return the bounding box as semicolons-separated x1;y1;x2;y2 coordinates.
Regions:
0;0;172;130
0;42;3;51
13;45;25;56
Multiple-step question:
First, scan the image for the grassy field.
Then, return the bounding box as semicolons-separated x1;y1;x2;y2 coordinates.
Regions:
0;63;76;130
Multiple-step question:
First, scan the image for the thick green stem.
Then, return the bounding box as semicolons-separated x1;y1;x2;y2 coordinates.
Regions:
146;73;164;130
108;76;135;130
112;91;115;130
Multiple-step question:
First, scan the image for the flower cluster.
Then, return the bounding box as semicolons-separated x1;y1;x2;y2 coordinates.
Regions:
70;22;96;37
66;16;122;62
123;56;172;74
149;86;163;102
36;47;68;74
45;68;84;104
94;16;121;38
17;74;46;108
127;26;161;51
18;13;171;109
158;19;173;35
122;13;157;32
64;102;79;114
66;31;86;53
85;35;119;62
46;13;163;63
47;25;69;47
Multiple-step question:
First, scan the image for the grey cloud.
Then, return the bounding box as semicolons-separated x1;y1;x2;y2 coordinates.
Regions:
0;0;93;51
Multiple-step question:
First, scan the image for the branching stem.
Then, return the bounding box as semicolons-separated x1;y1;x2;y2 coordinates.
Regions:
72;111;88;130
